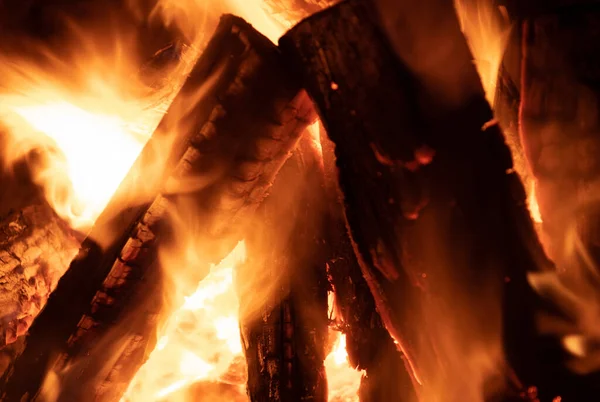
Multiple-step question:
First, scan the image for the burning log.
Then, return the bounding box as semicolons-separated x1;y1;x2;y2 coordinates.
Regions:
0;200;79;347
325;219;416;402
517;6;600;400
280;0;596;399
1;15;315;401
238;135;329;402
320;129;416;402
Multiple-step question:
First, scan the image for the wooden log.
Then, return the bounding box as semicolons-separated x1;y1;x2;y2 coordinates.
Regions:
43;15;312;402
326;220;416;402
517;7;600;400
0;201;79;347
520;7;600;267
0;14;314;401
0;38;185;356
238;135;329;402
280;0;584;399
320;127;416;402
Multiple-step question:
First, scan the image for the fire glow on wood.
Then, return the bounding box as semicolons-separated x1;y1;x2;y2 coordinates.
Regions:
0;1;361;401
2;0;599;401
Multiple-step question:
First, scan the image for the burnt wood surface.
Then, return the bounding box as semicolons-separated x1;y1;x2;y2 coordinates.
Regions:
320;130;416;402
0;201;79;348
0;14;314;401
238;136;329;402
280;0;586;400
326;219;415;402
518;7;600;400
54;16;314;401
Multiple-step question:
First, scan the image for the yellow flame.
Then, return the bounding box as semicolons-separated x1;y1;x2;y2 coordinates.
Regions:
325;292;363;402
0;13;190;231
455;0;511;105
325;333;363;402
528;181;543;223
9;102;151;228
0;1;360;400
123;242;247;402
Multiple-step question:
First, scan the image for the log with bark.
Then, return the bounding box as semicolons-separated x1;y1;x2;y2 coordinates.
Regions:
325;218;416;402
320;128;416;402
280;0;595;399
0;127;83;350
0;15;315;401
517;6;600;400
0;39;186;358
0;201;79;347
238;135;328;402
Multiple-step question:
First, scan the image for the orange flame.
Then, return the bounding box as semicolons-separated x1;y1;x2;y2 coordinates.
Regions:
0;13;190;231
0;1;364;401
325;333;363;402
528;181;543;224
454;0;512;105
122;241;248;402
325;292;363;402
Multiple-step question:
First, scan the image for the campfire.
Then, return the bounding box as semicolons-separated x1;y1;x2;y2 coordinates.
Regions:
0;0;599;401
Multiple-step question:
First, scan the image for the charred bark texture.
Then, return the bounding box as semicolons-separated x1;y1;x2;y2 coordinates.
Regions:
280;0;580;400
320;128;416;402
0;15;314;402
326;221;415;402
0;201;79;347
239;136;329;402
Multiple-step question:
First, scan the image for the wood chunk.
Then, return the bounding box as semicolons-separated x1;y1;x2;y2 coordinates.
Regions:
326;220;416;402
280;0;580;399
320;127;416;402
238;136;328;402
0;201;79;347
0;15;314;402
517;8;600;401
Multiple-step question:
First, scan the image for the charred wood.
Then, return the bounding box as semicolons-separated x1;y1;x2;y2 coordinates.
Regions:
518;8;600;401
280;0;586;399
326;221;415;402
0;201;79;347
320;130;416;402
0;14;314;401
49;15;313;402
238;136;329;402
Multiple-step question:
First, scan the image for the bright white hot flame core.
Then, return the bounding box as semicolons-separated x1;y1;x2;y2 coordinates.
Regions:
122;242;248;402
325;333;363;402
325;292;363;402
124;242;363;402
12;102;148;228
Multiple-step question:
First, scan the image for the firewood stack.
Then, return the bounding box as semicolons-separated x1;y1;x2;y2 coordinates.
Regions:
1;0;600;401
